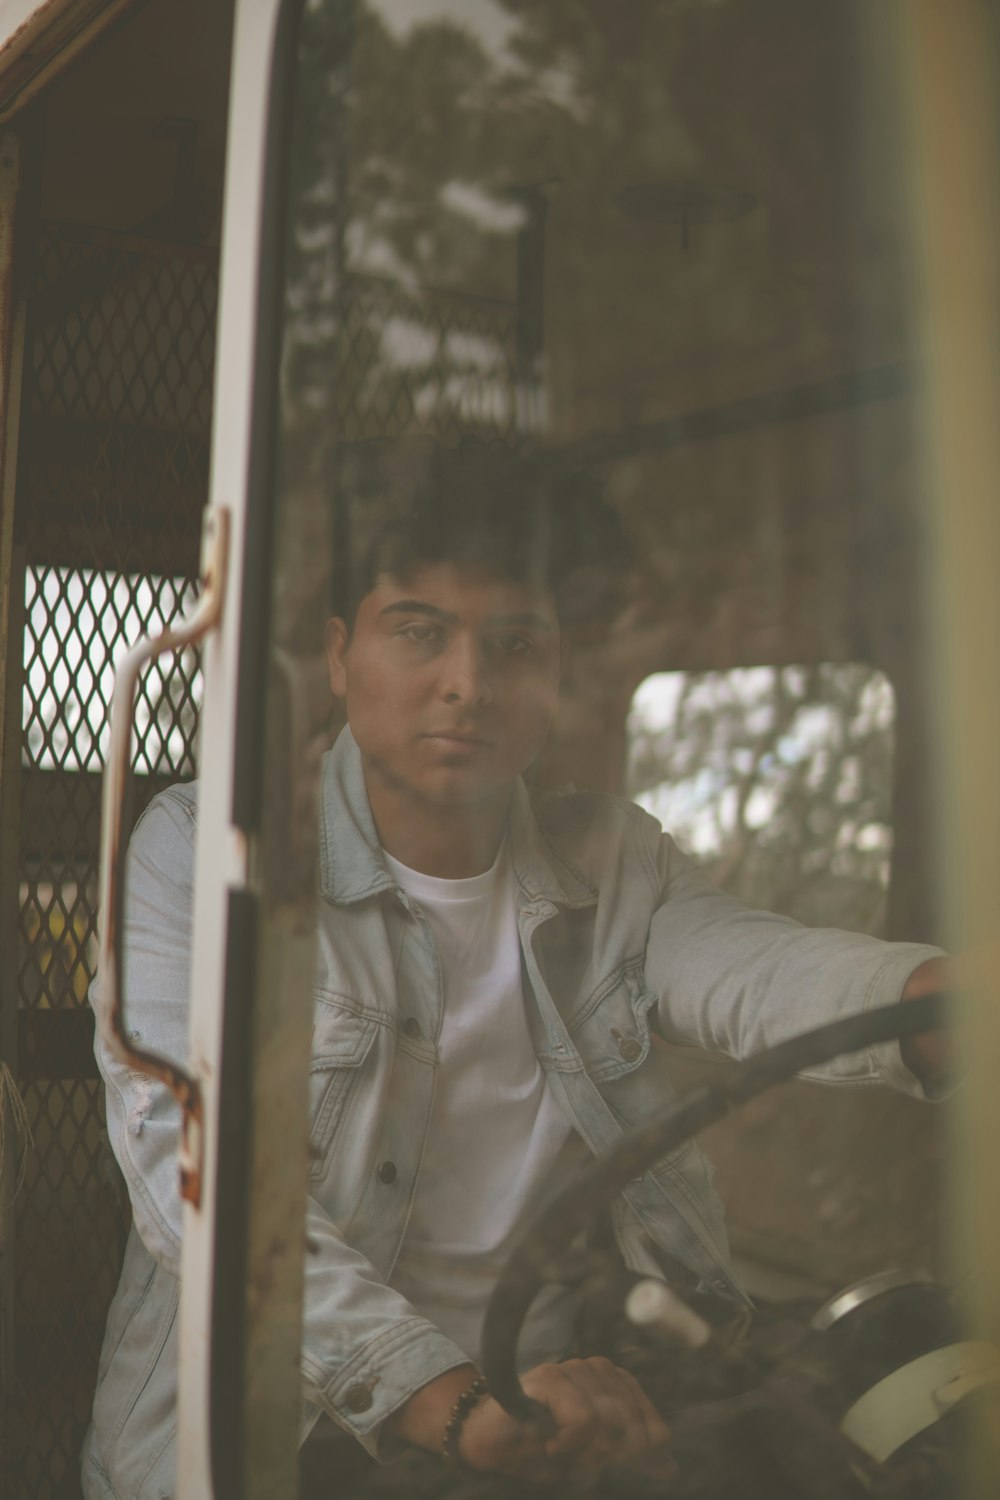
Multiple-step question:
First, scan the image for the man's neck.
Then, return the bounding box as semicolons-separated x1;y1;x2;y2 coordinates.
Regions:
365;778;511;879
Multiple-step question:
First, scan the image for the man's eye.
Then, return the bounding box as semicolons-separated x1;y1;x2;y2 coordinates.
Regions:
492;633;533;656
399;622;441;645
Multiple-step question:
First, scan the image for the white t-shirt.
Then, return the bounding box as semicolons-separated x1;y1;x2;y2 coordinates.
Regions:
384;841;590;1367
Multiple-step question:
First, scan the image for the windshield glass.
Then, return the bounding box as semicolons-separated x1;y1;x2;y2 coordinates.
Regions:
262;2;956;1494
241;1;964;1494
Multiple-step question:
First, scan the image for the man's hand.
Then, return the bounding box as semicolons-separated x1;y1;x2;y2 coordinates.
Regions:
388;1358;676;1484
460;1358;676;1482
900;956;951;1092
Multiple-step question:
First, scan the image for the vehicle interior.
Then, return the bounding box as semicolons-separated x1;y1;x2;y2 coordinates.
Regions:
0;0;994;1497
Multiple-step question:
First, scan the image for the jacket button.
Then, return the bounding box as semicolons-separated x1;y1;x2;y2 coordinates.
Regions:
618;1036;642;1063
377;1160;397;1184
403;1017;421;1038
344;1383;374;1413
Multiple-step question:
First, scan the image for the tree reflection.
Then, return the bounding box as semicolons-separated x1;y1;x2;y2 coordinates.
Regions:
627;663;895;933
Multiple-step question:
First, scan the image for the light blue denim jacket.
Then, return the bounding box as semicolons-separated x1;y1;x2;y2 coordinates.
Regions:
82;727;941;1499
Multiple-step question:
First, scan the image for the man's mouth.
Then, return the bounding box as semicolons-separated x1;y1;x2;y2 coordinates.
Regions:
422;730;491;748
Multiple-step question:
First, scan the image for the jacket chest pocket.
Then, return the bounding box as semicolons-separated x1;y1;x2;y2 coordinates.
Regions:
309;997;379;1180
571;969;693;1163
570;965;656;1083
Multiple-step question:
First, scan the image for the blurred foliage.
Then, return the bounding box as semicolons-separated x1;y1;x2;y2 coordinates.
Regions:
281;0;894;399
626;662;895;934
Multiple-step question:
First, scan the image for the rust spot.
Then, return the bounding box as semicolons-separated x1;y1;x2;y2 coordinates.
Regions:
179;1090;204;1207
179;1160;201;1206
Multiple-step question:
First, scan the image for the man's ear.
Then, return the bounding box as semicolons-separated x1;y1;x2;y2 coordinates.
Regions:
325;617;350;699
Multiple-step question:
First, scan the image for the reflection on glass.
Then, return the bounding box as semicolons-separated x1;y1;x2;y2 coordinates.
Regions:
87;3;978;1498
275;1;958;1494
627;664;895;931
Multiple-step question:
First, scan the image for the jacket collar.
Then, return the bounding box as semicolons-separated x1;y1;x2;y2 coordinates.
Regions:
507;778;597;909
318;727;596;910
318;727;396;905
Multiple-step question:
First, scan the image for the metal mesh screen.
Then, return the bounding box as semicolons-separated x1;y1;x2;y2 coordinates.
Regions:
7;225;216;1500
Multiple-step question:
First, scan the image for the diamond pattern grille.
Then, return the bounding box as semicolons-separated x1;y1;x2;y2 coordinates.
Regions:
7;226;217;1500
22;566;201;777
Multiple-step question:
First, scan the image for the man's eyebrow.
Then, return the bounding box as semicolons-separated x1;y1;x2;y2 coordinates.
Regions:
379;600;457;623
487;611;555;631
378;601;555;631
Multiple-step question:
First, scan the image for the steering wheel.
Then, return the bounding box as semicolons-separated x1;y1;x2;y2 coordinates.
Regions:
480;992;948;1426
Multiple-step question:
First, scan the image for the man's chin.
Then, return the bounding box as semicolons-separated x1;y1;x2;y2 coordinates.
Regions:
363;750;515;811
418;774;506;809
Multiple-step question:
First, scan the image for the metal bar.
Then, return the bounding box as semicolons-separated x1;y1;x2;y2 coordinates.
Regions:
0;132;22;849
94;503;229;1206
0;131;19;455
208;888;256;1500
19;517;203;573
0;122;24;1470
202;0;322;1491
895;2;1000;1491
16;1008;98;1079
174;1;306;1494
17;768;181;866
0;544;24;1457
556;362;911;473
42;220;222;266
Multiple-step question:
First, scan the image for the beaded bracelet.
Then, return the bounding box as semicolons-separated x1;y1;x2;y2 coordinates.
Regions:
440;1374;489;1467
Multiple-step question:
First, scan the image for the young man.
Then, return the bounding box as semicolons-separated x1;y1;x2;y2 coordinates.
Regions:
83;440;947;1499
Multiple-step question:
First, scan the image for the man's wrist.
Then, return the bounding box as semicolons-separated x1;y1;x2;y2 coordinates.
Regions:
441;1374;490;1466
384;1364;480;1453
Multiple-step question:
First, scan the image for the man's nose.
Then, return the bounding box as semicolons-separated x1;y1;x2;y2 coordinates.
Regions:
441;638;492;706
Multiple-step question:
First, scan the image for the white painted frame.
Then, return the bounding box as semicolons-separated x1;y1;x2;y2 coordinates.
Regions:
176;2;307;1496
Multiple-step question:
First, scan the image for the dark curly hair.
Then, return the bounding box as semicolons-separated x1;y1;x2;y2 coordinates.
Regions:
331;436;632;629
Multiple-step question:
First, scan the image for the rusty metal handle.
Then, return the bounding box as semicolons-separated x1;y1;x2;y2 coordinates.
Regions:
96;507;230;1201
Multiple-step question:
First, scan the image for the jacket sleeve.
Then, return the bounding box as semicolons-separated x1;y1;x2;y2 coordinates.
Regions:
90;788;195;1278
92;788;470;1459
639;815;946;1098
298;1204;470;1455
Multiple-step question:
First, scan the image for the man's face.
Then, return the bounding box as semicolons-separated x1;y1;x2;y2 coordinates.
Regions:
326;562;562;813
